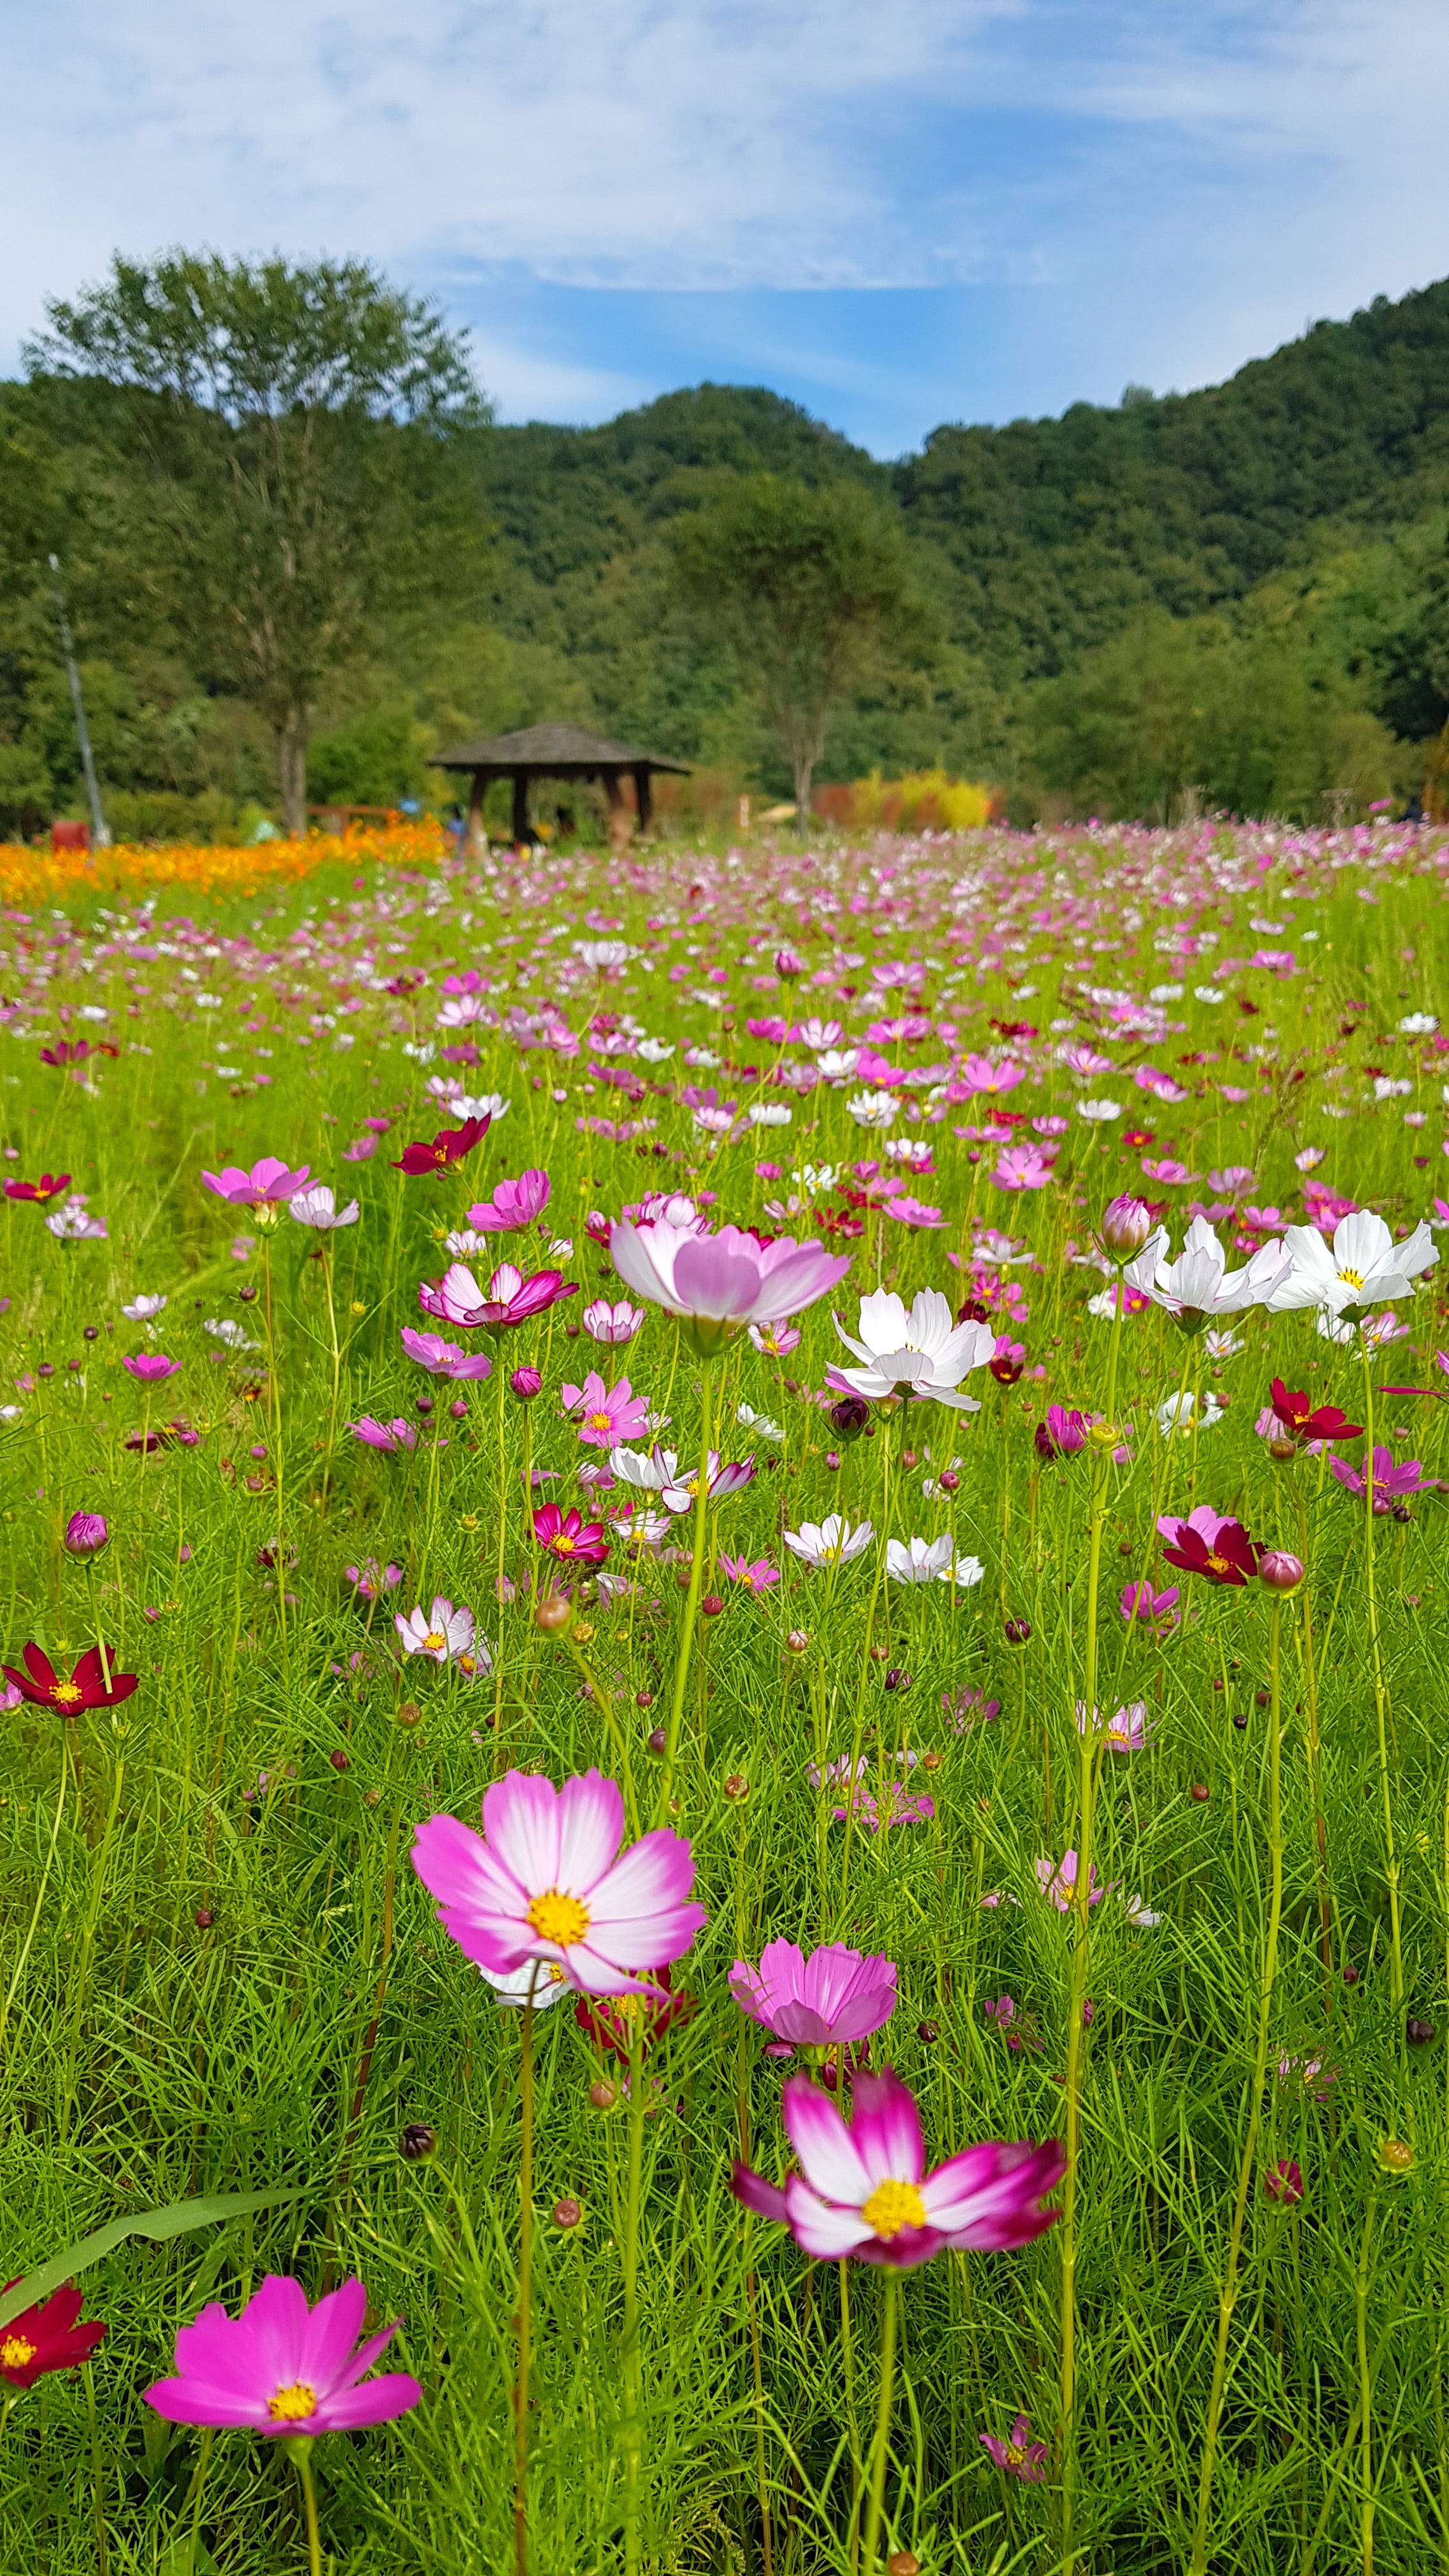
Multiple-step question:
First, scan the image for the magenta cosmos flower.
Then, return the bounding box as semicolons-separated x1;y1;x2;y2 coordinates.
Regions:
1036;1851;1108;1910
144;2274;420;2435
981;2415;1048;2481
562;1370;651;1448
411;1768;705;1996
349;1416;417;1453
728;1940;898;2050
533;1503;610;1565
419;1259;578;1331
466;1169;551;1231
201;1156;310;1208
731;2066;1064;2266
1120;1577;1180;1631
609;1217;850;1355
1328;1443;1444;1512
123;1351;181;1383
0;2280;107;2388
399;1328;493;1381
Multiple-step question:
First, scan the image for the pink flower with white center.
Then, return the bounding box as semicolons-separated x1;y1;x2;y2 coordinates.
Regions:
981;2415;1048;2481
730;1940;897;2050
395;1597;475;1662
201;1156;310;1208
608;1218;850;1358
956;1055;1025;1097
583;1298;646;1345
466;1169;551;1232
730;2065;1064;2266
411;1767;705;1996
718;1552;780;1593
747;1318;801;1357
418;1260;578;1331
143;2274;420;2437
1036;1851;1109;1910
1077;1699;1153;1751
992;1144;1055;1192
123;1351;181;1382
400;1328;493;1381
349;1416;418;1453
831;1288;995;1412
562;1370;651;1448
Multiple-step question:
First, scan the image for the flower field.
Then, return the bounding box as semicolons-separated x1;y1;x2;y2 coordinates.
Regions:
1;814;1448;2575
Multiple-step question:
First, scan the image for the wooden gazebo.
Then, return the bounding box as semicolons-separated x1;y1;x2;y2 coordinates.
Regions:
433;723;690;854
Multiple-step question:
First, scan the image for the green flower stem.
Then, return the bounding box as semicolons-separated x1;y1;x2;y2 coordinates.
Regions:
621;2019;648;2576
1359;1336;1404;2014
282;2438;323;2576
514;1986;537;2576
841;2256;861;2573
861;2267;898;2573
492;1355;510;1754
1296;1480;1333;2003
1059;1276;1125;2546
657;1349;713;1824
1190;1589;1287;2576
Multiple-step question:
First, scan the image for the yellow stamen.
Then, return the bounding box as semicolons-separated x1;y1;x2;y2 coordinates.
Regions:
861;2177;927;2239
52;1681;82;1705
1206;1552;1229;1575
587;1413;613;1432
423;1630;447;1652
267;2381;318;2422
1337;1265;1364;1290
527;1888;590;1945
553;1533;576;1554
1005;2441;1026;2465
1;2334;37;2370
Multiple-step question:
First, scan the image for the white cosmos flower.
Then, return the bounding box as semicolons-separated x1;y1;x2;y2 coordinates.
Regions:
1400;1013;1438;1035
815;1050;860;1082
748;1103;792;1127
636;1038;675;1063
1204;1328;1245;1359
831;1287;995;1411
845;1087;898;1128
1121;1892;1162;1929
609;1443;677;1492
1157;1390;1224;1436
737;1402;785;1442
122;1292;168;1321
206;1316;261;1351
288;1184;360;1229
885;1534;985;1588
783;1514;875;1569
478;1959;572;2006
1076;1098;1123;1123
1269;1209;1438;1315
1124;1216;1291;1323
394;1597;476;1663
1193;986;1224;1005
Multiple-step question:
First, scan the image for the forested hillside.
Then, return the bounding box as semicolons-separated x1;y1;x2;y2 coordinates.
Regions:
4;270;1449;832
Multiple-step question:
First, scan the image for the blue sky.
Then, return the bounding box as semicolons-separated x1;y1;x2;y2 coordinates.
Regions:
3;0;1448;454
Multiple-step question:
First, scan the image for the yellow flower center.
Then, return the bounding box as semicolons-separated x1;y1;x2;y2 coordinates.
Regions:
52;1681;82;1705
861;2177;927;2239
1337;1265;1364;1290
268;2381;318;2422
553;1533;576;1553
1005;2441;1026;2465
1206;1551;1229;1575
587;1411;613;1431
424;1630;447;1653
1;2334;37;2370
527;1888;590;1946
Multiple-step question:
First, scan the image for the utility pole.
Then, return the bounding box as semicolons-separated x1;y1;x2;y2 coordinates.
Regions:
47;553;109;848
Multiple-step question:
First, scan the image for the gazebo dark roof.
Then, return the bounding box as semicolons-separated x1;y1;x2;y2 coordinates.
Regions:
434;723;689;779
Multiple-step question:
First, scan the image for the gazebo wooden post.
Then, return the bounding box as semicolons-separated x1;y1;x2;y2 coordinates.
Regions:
632;766;653;834
510;770;530;847
465;765;488;856
602;769;631;857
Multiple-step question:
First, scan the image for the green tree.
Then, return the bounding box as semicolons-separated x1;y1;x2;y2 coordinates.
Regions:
27;254;490;833
673;474;916;820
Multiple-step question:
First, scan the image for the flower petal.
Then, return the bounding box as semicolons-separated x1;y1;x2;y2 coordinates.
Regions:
781;2076;871;2207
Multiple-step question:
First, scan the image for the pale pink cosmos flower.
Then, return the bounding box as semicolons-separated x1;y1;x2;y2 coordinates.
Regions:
610;1217;850;1355
288;1184;360;1229
346;1560;402;1600
143;2275;420;2436
728;1940;897;2048
395;1597;475;1662
562;1370;652;1448
783;1514;875;1569
1124;1215;1291;1322
410;1768;705;1997
201;1156;310;1207
748;1317;802;1357
992;1144;1055;1192
400;1328;493;1381
466;1169;551;1232
349;1416;418;1452
1077;1699;1153;1751
657;1452;756;1514
419;1260;578;1330
718;1552;780;1592
730;2065;1064;2265
1036;1851;1109;1910
583;1298;646;1345
956;1055;1025;1097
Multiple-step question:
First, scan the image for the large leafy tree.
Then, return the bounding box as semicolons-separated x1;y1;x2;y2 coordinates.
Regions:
28;254;489;832
673;474;915;820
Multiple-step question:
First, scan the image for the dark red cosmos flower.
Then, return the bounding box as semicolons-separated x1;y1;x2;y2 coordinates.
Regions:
0;2282;107;2388
2;1642;139;1712
1156;1506;1261;1586
574;1964;694;2060
1269;1377;1363;1446
3;1173;72;1204
391;1117;490;1176
39;1038;117;1069
533;1503;610;1566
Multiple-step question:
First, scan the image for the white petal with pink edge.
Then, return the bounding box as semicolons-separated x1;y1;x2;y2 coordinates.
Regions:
555;1770;625;1892
481;1772;564;1892
781;2078;873;2205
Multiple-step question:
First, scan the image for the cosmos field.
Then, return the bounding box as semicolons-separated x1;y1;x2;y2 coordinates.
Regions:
1;813;1447;2576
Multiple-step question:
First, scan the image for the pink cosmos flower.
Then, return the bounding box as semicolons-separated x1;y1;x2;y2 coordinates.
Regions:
1141;1159;1199;1185
984;1995;1041;2055
1157;1506;1259;1584
562;1371;652;1448
992;1144;1055;1192
533;1503;610;1564
747;1319;801;1357
718;1552;780;1592
400;1327;493;1381
1034;1404;1089;1459
411;1767;705;1995
123;1351;181;1382
466;1169;551;1232
730;2064;1064;2266
609;1218;850;1354
1119;1578;1180;1632
832;1779;935;1832
1077;1699;1153;1752
346;1560;402;1600
342;1136;378;1162
1327;1443;1444;1512
943;1686;1000;1730
143;2274;420;2435
201;1157;310;1206
349;1416;418;1453
419;1260;579;1330
582;1298;646;1344
728;1940;898;2048
884;1194;946;1228
395;1597;475;1662
1036;1851;1108;1910
956;1055;1025;1097
981;2414;1048;2481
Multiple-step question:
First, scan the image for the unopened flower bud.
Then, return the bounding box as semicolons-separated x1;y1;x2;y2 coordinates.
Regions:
919;1749;941;1773
635;1689;652;1708
510;1365;542;1400
399;2122;436;2161
916;2020;939;2045
1267;1436;1298;1464
647;1726;667;1756
829;1394;870;1441
63;1510;109;1557
194;1908;214;1930
535;1591;573;1635
1379;2136;1414;2178
786;1629;809;1653
1259;1551;1305;1592
551;2196;583;2228
450;1397;468;1418
589;2080;617;2112
702;1592;723;1617
397;1699;422;1729
1004;1616;1031;1645
824;1450;841;1471
884;1667;911;1692
1100;1193;1154;1257
1264;2157;1303;2205
937;1469;960;1494
774;947;804;978
1407;2016;1437;2046
901;1448;918;1470
328;1749;351;1772
723;1772;749;1801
